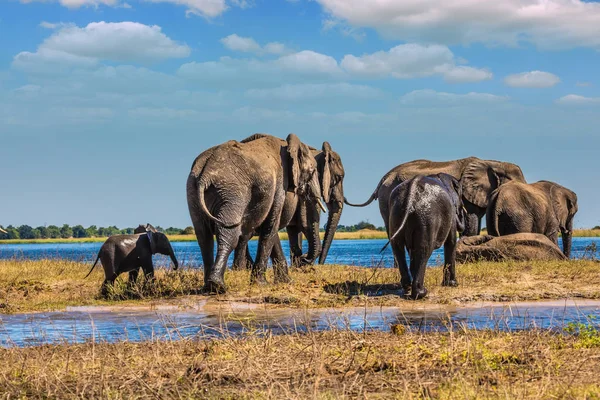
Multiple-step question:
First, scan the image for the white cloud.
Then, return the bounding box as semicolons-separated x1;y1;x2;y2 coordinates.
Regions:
340;44;492;83
144;0;227;18
556;95;600;105
13;22;190;73
245;83;382;101
220;34;289;55
400;89;509;107
178;51;345;88
504;71;560;88
315;0;600;50
22;0;120;7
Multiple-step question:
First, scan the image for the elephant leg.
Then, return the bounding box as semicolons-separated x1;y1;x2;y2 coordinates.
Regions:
409;247;431;300
391;238;411;294
461;213;480;237
271;237;291;284
128;269;139;286
251;195;284;285
287;225;303;267
442;231;459;287
194;220;215;286
206;228;240;294
141;256;155;283
232;234;253;270
101;274;117;297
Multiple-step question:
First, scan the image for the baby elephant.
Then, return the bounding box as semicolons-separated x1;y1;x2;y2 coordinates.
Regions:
382;173;465;300
85;225;179;295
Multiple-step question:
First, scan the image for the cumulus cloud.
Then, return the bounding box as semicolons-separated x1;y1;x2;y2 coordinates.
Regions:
340;44;492;83
177;51;345;88
220;34;289;55
556;95;600;105
400;89;509;107
245;83;382;101
13;22;190;73
315;0;600;50
504;71;560;88
145;0;227;18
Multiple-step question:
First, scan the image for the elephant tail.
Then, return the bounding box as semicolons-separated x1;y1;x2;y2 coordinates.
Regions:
380;178;418;253
84;255;100;279
198;180;242;229
344;180;382;207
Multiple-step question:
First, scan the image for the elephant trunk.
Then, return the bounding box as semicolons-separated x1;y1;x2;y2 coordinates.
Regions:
167;242;179;270
562;219;573;259
320;202;342;265
303;202;322;266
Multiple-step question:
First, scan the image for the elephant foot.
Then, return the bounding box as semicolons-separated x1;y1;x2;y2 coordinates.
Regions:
250;273;268;286
442;279;459;287
409;287;428;300
203;279;227;295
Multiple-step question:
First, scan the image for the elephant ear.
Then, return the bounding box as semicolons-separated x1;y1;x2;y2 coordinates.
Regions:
461;160;499;209
147;231;156;254
286;133;301;193
549;185;578;228
321;142;332;204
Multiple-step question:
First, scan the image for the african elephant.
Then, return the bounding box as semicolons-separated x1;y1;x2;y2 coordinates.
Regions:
382;173;465;300
186;133;323;294
345;157;526;237
84;226;179;295
134;223;156;234
233;140;345;268
486;180;578;258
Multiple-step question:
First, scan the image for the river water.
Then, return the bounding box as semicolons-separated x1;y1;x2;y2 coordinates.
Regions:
0;300;598;347
0;237;598;268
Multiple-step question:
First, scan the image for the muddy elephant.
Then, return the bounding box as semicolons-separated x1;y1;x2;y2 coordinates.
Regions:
186;133;324;294
85;225;179;295
486;180;578;258
233;140;345;269
456;233;567;262
382;173;466;300
345;157;526;237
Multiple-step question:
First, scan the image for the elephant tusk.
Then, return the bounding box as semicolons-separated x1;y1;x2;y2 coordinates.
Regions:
317;198;327;213
0;227;6;234
462;206;467;214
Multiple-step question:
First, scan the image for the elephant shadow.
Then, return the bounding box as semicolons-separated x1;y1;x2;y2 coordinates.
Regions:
323;281;405;298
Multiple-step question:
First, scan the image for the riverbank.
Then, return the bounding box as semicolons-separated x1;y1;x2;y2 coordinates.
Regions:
1;327;598;398
3;229;599;245
1;258;600;313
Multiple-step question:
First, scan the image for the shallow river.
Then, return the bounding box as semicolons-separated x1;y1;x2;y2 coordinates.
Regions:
0;237;598;268
0;300;598;348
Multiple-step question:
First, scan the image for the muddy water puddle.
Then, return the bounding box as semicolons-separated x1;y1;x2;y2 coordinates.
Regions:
1;299;599;347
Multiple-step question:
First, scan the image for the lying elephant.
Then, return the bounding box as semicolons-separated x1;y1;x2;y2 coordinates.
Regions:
455;233;567;263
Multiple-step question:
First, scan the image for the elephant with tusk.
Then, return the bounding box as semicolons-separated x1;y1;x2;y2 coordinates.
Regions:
0;227;6;234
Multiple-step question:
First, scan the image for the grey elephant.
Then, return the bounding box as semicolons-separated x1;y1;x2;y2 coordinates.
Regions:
456;233;567;263
381;173;465;300
186;133;323;294
85;225;179;295
486;180;578;258
233;140;345;268
346;157;526;237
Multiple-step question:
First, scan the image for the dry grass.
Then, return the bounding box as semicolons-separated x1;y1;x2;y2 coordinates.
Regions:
0;328;599;398
1;258;600;313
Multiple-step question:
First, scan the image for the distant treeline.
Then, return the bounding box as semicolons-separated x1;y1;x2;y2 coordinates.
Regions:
0;221;385;240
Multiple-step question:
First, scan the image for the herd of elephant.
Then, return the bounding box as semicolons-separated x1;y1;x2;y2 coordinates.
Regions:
85;133;578;300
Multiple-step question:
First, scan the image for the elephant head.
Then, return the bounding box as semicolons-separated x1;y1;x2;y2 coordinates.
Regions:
317;141;345;264
286;134;326;263
460;158;526;235
537;181;578;258
146;230;179;270
134;223;157;234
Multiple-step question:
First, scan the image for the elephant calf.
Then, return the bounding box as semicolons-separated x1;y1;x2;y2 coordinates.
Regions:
382;173;465;300
85;225;179;295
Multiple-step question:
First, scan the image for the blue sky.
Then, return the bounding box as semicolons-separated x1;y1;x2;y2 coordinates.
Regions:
1;0;599;229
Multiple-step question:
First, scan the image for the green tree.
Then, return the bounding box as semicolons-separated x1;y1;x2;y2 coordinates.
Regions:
18;225;35;239
36;226;49;239
46;225;61;239
60;224;73;239
165;227;182;235
4;226;19;239
31;229;42;239
72;225;87;238
86;225;98;237
182;226;195;235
